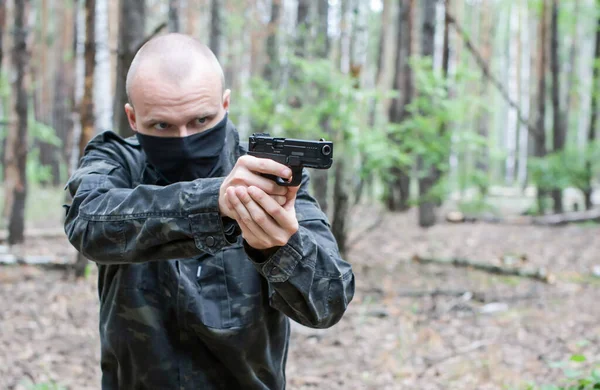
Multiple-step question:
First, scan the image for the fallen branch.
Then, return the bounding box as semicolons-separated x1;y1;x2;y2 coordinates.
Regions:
0;254;72;269
0;227;66;242
531;208;600;226
445;12;541;140
412;255;556;284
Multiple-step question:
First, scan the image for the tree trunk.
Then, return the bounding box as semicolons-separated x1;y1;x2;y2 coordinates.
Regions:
311;0;330;215
316;0;329;58
417;0;438;227
535;0;548;214
386;0;414;212
80;0;96;155
113;0;145;138
331;157;349;257
550;0;563;213
95;0;112;132
474;0;493;192
53;0;76;188
0;0;7;178
4;0;30;245
505;5;519;185
296;0;309;57
168;0;180;32
73;0;97;277
516;0;530;188
584;7;600;210
209;0;221;58
262;0;281;85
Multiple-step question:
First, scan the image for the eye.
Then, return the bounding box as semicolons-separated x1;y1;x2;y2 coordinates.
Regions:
195;117;208;125
153;122;169;131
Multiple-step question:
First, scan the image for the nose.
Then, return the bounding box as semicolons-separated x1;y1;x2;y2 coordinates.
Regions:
177;126;189;137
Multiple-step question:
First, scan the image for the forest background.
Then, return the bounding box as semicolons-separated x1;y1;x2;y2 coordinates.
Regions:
1;0;600;389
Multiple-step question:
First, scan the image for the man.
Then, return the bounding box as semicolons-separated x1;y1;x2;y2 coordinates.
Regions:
64;33;354;389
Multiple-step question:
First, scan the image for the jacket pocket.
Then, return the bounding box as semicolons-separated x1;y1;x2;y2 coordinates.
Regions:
195;244;266;329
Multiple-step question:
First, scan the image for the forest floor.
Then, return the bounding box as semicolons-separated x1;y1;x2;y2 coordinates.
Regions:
1;199;600;390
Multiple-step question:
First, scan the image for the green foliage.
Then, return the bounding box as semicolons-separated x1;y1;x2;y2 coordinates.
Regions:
521;354;600;390
242;56;380;167
529;142;600;193
386;57;484;203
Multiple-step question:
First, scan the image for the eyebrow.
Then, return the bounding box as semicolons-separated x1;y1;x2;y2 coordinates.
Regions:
142;109;218;128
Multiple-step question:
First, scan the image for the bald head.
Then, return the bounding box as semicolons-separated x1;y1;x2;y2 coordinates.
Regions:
126;33;225;107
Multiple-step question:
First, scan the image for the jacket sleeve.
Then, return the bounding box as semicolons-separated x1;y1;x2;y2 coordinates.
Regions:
245;170;355;329
64;136;237;264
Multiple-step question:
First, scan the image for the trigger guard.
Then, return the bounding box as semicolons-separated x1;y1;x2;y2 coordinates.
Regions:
276;169;302;186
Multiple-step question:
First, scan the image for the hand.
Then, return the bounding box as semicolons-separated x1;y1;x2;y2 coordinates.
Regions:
219;155;291;219
225;184;299;250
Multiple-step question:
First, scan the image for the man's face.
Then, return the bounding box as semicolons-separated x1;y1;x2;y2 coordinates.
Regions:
125;69;230;138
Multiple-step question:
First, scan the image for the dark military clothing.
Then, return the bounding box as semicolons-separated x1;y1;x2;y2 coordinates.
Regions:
63;120;355;390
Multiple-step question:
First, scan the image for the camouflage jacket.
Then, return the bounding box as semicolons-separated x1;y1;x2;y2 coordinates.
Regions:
63;119;355;390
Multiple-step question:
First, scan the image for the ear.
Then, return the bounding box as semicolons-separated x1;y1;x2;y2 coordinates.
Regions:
124;103;138;132
222;89;231;112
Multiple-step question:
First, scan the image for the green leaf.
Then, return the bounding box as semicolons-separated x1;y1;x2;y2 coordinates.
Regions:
571;355;587;363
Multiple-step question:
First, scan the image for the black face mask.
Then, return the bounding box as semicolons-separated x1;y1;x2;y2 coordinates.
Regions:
136;114;228;184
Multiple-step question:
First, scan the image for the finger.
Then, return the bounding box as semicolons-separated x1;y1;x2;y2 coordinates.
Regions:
237;188;291;247
224;193;241;220
240;155;292;179
244;172;289;197
247;186;297;232
273;195;286;206
227;187;270;243
283;184;300;211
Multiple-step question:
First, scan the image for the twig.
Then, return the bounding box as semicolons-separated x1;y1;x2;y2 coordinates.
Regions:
412;255;556;284
445;12;541;140
133;22;168;54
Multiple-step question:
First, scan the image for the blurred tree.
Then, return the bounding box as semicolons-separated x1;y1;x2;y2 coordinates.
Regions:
386;0;414;212
168;0;180;33
584;2;600;210
534;0;549;214
73;0;97;278
262;0;281;85
312;0;331;216
417;0;438;227
113;0;145;138
209;0;221;59
4;0;30;245
79;0;96;155
0;0;6;179
550;0;564;213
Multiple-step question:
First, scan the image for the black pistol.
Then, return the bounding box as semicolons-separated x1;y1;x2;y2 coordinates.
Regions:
248;133;334;186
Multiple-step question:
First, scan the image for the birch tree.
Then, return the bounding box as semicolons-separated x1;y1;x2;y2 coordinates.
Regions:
95;0;112;132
